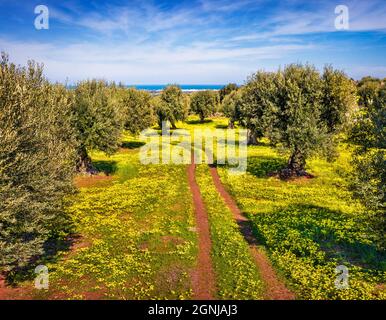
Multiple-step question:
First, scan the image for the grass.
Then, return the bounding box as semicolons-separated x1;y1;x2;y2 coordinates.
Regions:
195;165;264;299
217;142;386;299
32;133;198;300
7;116;385;300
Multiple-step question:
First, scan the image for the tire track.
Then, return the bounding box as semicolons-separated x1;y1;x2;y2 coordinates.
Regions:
209;166;295;300
187;155;216;300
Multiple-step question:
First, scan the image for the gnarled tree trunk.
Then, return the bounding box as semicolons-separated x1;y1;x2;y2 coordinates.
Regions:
76;146;95;173
279;147;308;179
288;148;306;173
247;129;258;145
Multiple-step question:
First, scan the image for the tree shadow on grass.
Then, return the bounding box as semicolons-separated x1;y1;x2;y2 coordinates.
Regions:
118;163;139;183
253;140;272;147
121;141;145;149
92;160;118;175
320;238;386;272
248;203;386;274
185;119;213;125
215;123;229;129
236;219;260;246
5;232;78;286
154;128;186;134
247;155;286;177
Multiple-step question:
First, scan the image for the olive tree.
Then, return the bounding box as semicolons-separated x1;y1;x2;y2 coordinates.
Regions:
350;85;385;234
219;83;238;103
190;90;218;122
72;80;123;172
319;66;358;160
221;89;242;128
357;77;382;108
151;95;167;129
239;71;279;145
120;88;155;134
158;85;186;129
321;66;357;134
273;64;356;176
241;64;356;177
0;54;76;273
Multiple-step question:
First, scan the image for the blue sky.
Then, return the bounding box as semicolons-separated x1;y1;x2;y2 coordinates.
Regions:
0;0;385;84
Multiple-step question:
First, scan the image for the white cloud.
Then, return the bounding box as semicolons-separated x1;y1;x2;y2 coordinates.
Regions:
199;0;259;13
350;65;386;79
51;1;210;38
2;0;385;83
0;37;316;83
230;0;386;42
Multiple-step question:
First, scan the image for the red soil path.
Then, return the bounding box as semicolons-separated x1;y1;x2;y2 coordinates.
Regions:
0;276;30;300
187;156;216;300
209;166;295;300
0;277;11;300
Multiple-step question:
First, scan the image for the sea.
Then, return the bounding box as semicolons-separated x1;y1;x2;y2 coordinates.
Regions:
66;84;225;93
127;84;224;92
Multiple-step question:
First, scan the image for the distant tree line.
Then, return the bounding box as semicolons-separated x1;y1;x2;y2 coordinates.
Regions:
1;53;384;274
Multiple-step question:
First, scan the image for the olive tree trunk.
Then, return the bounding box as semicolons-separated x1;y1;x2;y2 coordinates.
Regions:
76;146;94;173
288;148;306;172
247;130;258;145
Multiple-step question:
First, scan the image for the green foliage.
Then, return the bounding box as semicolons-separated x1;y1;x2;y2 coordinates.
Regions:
2;47;383;301
150;95;165;129
73;80;123;171
321;66;357;133
4;112;383;300
190;90;218;122
357;77;383;108
183;93;191;118
241;64;357;175
34;136;197;299
350;151;385;216
119;88;155;134
156;85;187;129
272;65;324;173
0;54;76;273
252;205;385;299
221;90;242;128
219;83;238;103
350;86;385;240
239;71;279;145
357;76;381;87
